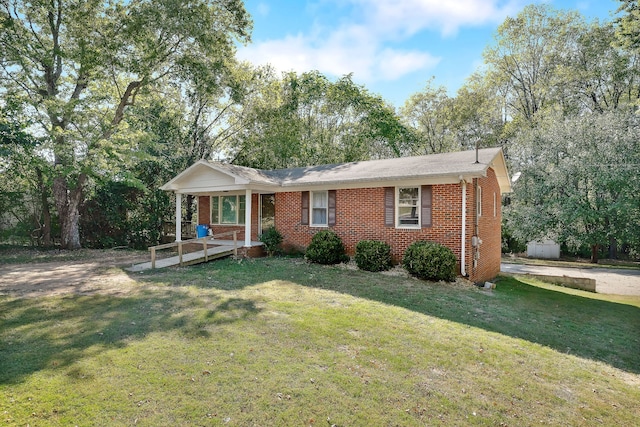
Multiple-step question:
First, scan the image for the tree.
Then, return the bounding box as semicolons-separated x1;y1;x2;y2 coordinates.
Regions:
0;112;53;245
559;22;640;113
0;0;251;248
615;0;640;53
482;4;584;122
400;72;514;158
230;71;411;169
505;110;640;262
400;79;458;155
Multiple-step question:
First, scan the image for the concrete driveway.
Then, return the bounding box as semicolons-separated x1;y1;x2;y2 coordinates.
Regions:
500;263;640;296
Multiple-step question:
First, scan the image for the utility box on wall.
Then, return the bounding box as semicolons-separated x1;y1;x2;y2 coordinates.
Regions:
527;240;560;259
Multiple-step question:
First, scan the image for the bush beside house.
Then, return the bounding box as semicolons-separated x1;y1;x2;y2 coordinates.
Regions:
305;230;349;265
403;241;457;281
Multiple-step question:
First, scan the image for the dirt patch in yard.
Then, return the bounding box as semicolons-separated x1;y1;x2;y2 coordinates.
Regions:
0;249;149;298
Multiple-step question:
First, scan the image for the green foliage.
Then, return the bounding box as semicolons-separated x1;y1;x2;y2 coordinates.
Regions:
400;78;459;155
305;230;348;265
501;221;527;254
505;110;640;259
354;240;392;272
259;226;283;256
80;181;140;248
231;71;412;169
128;189;171;249
80;181;170;249
615;0;640;53
402;241;457;281
0;0;251;249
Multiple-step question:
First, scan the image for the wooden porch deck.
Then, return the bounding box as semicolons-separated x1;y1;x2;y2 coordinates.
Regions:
126;232;264;272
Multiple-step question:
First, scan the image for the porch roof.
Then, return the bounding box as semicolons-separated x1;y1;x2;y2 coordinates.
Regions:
161;147;512;194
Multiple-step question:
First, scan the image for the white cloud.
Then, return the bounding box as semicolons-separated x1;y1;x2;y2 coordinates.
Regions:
376;49;440;80
238;27;439;82
353;0;524;37
237;0;522;83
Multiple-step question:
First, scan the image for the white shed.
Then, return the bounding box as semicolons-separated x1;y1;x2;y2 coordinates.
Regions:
527;240;560;259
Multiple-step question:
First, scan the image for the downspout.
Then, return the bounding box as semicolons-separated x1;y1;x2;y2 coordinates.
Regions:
460;177;467;277
474;177;480;270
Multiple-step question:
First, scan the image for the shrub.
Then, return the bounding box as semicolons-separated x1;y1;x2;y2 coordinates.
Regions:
355;240;392;272
305;230;348;265
402;241;457;281
259;226;283;256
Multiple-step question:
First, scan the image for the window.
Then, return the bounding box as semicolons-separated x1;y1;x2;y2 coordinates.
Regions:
477;186;482;217
398;187;419;227
311;191;328;226
385;186;432;228
301;190;336;226
210;195;246;225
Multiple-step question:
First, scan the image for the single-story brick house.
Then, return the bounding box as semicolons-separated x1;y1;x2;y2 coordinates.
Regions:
161;147;511;282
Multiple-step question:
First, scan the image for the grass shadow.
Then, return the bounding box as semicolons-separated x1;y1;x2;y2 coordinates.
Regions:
0;289;260;385
132;257;640;374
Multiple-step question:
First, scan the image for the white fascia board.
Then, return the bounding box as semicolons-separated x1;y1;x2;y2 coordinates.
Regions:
176;183;280;195
490;150;512;193
159;159;209;191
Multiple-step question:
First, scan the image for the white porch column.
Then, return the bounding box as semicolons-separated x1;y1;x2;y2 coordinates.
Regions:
244;189;252;247
175;192;182;242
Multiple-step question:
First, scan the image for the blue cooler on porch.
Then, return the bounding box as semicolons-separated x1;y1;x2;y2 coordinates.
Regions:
196;224;209;238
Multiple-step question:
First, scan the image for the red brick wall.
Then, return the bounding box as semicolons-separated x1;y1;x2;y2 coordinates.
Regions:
471;168;502;283
275;169;502;282
197;196;210;225
276;185;464;268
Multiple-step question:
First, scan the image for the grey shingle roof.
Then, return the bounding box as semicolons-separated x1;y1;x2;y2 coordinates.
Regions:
262;147;503;186
162;147;511;193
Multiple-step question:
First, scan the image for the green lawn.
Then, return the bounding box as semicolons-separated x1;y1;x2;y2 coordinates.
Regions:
1;255;639;426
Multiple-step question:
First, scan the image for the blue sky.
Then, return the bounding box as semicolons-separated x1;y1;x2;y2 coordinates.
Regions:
236;0;620;108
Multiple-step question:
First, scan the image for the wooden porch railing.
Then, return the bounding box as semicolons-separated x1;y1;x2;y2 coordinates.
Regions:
148;230;238;269
162;221;197;239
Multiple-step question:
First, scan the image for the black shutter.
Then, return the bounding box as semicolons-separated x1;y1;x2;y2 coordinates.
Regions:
421;185;432;227
384;187;395;227
328;190;336;226
301;191;309;225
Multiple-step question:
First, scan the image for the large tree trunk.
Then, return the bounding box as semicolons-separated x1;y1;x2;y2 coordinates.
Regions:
608;237;617;260
590;244;599;264
53;173;86;249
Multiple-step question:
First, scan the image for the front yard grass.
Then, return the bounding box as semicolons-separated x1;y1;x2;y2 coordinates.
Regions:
1;256;639;426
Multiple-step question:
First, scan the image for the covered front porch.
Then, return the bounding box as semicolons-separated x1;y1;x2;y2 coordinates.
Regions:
160;159;279;252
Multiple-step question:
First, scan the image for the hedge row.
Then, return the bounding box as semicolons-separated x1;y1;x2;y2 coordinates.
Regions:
304;230;456;281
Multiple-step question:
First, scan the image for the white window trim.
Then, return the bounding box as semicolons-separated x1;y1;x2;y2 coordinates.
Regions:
310;190;328;227
493;192;497;217
396;186;421;229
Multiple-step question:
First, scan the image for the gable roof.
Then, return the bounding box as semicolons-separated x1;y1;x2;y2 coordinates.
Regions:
161;147;511;194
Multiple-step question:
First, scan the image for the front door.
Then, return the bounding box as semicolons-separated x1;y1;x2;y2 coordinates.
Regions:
260;194;275;234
